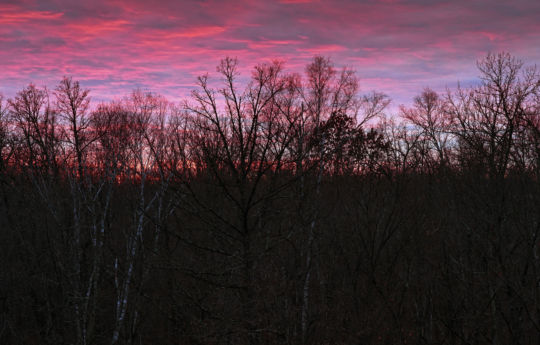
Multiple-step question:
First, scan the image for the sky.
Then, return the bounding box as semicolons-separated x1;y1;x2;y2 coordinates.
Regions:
1;0;539;109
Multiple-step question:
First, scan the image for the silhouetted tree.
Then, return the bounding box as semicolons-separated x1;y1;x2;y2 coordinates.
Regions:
1;53;540;345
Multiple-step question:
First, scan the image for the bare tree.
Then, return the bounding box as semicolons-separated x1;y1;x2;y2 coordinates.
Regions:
401;88;453;171
447;52;540;178
181;57;304;345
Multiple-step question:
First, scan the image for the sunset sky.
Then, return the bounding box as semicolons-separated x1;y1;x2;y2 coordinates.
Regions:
1;0;539;108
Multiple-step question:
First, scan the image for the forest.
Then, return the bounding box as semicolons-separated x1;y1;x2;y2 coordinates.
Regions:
1;52;540;345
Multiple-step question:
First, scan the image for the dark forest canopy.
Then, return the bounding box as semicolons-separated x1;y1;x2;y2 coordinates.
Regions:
1;52;540;344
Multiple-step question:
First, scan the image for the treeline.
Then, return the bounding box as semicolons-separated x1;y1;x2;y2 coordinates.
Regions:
1;53;540;344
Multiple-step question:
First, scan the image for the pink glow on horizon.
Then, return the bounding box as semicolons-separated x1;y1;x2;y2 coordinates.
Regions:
0;0;539;108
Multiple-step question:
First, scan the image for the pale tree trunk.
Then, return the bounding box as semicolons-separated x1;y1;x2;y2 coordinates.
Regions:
111;173;146;345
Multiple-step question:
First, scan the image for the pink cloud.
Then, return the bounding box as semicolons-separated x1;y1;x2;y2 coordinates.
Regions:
154;26;227;39
279;0;315;3
0;10;63;24
0;0;539;108
298;45;347;53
